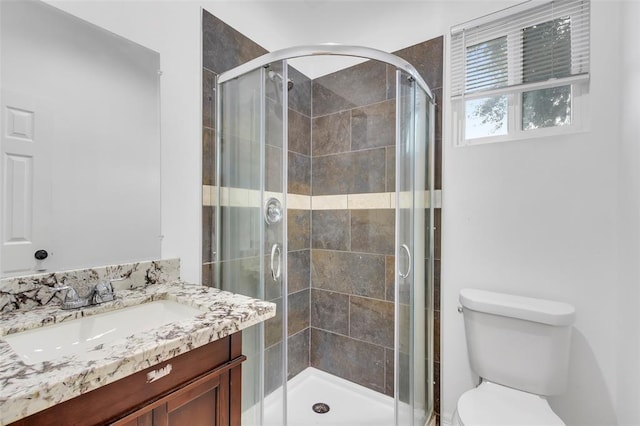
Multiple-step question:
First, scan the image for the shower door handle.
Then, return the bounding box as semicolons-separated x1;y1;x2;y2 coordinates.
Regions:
399;244;412;279
270;243;282;281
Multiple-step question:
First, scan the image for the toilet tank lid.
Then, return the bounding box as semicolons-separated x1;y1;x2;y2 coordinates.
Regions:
459;289;576;326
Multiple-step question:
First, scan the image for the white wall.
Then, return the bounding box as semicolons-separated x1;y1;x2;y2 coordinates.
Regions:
617;2;640;425
441;2;625;425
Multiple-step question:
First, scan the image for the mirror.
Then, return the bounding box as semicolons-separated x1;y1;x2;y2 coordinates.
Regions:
0;0;161;277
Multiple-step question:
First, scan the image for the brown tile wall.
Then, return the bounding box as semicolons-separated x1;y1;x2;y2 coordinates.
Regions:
309;60;397;396
308;37;444;415
261;69;314;393
263;63;313;390
311;60;396;197
265;65;314;390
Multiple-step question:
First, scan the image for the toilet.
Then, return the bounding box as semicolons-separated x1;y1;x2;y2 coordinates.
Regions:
453;288;576;426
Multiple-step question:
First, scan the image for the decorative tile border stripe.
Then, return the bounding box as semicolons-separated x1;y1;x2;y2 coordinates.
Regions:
203;186;442;210
313;194;348;210
288;194;312;210
347;192;392;209
0;259;180;313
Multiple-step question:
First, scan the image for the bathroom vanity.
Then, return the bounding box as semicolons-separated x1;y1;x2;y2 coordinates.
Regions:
12;334;243;425
0;261;276;425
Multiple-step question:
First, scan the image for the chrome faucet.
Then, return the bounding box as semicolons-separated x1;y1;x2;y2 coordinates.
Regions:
92;280;116;304
52;286;89;309
53;279;118;310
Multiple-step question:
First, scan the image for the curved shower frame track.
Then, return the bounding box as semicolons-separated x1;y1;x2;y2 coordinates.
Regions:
215;43;435;426
217;44;434;101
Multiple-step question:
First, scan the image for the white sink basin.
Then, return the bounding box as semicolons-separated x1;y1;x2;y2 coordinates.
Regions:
2;300;202;365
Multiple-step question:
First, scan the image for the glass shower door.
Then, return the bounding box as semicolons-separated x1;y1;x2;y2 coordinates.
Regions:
217;61;287;426
262;60;288;426
395;70;432;426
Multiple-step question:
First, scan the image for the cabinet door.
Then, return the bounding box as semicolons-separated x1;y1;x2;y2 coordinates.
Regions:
153;370;229;426
111;356;245;426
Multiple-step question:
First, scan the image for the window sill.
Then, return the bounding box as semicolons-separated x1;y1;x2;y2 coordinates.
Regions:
455;123;590;147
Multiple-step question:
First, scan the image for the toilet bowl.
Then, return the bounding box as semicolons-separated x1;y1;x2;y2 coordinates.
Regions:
451;381;564;426
455;288;575;426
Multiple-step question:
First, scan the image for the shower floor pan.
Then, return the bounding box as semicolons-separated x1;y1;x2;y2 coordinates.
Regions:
264;367;394;426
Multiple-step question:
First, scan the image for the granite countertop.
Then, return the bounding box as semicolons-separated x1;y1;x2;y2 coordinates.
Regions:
0;281;276;425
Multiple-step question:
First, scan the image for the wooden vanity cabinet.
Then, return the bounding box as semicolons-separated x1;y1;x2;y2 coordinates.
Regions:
11;333;245;426
114;357;239;426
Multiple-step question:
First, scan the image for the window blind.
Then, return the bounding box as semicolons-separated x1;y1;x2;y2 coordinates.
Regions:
451;0;590;98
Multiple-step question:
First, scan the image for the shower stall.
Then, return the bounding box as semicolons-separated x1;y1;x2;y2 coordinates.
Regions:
214;45;434;426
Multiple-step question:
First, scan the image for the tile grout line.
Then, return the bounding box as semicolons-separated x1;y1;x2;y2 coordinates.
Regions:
310;94;394;119
309;326;394;352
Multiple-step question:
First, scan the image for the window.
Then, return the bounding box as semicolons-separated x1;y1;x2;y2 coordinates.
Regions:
451;0;590;145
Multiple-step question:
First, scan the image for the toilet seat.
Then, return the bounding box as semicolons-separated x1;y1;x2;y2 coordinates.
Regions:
454;381;565;426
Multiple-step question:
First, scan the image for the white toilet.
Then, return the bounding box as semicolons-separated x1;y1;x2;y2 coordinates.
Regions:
453;288;576;426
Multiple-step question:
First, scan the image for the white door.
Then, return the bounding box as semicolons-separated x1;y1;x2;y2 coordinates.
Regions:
1;90;52;276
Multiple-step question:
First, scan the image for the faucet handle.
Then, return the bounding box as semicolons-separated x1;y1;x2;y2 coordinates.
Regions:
52;285;76;299
92;280;116;304
53;286;88;309
51;285;71;293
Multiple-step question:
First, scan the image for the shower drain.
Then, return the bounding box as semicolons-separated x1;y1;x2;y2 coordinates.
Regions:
312;403;330;414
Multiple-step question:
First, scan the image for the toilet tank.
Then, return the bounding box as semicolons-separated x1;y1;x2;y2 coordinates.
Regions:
459;288;576;396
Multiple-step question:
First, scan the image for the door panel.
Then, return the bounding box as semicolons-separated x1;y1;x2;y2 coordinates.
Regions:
1;90;52;275
262;60;287;426
395;70;416;426
218;67;265;426
395;71;429;426
217;61;288;426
